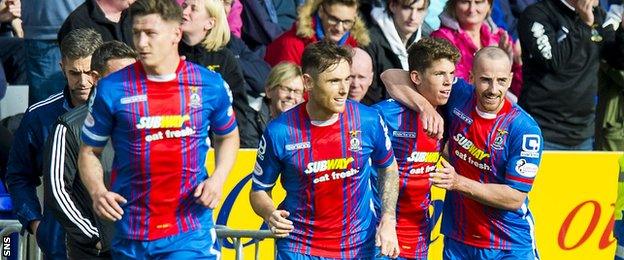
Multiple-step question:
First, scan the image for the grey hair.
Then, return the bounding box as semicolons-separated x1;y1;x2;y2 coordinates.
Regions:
60;28;104;60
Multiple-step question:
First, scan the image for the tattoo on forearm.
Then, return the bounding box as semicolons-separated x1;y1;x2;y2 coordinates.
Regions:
380;170;399;217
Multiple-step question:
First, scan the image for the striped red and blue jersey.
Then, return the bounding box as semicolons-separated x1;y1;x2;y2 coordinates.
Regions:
81;60;237;241
441;79;543;250
251;100;395;258
373;99;440;259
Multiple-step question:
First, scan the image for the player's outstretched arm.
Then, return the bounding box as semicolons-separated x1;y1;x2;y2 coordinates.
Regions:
194;129;239;209
249;190;293;238
376;160;400;258
381;69;444;139
430;160;527;210
78;144;126;221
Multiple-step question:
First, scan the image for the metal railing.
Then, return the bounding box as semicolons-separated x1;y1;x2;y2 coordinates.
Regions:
215;225;276;260
0;220;41;260
0;221;275;260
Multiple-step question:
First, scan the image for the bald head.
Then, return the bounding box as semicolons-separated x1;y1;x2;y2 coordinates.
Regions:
470;46;513;114
351;47;373;74
473;46;512;72
349;47;373;102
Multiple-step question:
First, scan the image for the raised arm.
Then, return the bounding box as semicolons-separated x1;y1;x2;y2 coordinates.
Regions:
381;69;444;139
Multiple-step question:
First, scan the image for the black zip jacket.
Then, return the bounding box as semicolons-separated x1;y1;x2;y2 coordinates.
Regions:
42;104;114;258
518;0;624;146
57;0;133;45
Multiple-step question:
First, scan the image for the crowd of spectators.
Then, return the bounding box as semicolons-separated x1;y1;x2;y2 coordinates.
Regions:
1;0;622;151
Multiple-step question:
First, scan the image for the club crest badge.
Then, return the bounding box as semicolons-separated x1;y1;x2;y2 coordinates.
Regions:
349;130;362;151
189;86;201;108
491;129;508;150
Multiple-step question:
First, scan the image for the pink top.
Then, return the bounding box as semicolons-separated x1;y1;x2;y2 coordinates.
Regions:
227;0;243;37
431;22;523;96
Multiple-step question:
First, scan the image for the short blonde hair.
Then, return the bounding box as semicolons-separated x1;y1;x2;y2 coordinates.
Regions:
266;62;303;92
201;0;230;51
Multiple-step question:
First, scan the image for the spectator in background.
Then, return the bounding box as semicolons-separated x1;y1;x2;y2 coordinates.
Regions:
596;3;624;151
0;0;20;181
43;40;136;260
58;0;135;46
366;0;430;104
348;47;373;103
265;62;304;118
6;28;103;260
227;0;243;37
433;0;523;98
179;0;263;148
0;0;21;37
0;0;27;85
518;0;624;150
0;0;18;30
264;0;370;66
490;0;539;40
234;62;304;148
223;0;276;148
222;0;272;99
273;0;298;30
249;0;299;31
22;0;82;105
423;0;446;30
0;62;18;260
239;0;284;52
596;61;624;151
226;35;271;97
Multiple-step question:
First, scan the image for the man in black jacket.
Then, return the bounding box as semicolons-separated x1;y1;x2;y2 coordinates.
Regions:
58;0;134;46
518;0;624;150
42;41;137;259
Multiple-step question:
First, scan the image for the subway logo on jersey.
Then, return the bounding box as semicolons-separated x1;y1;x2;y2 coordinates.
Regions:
135;115;191;130
406;152;440;163
453;133;490;160
304;157;355;175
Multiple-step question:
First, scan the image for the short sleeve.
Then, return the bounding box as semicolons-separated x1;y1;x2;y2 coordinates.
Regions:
209;79;238;135
251;129;283;191
81;87;114;147
370;112;395;169
504;121;543;192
